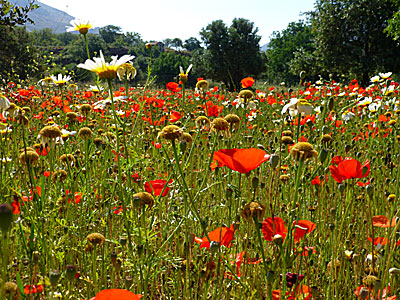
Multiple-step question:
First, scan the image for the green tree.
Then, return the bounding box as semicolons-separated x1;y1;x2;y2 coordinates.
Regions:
311;0;400;84
0;0;38;27
184;37;202;51
0;26;39;81
386;0;400;40
99;25;122;44
265;21;315;85
152;52;193;86
200;18;263;90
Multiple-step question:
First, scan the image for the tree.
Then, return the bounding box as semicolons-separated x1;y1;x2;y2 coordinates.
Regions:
0;0;38;27
265;21;315;85
311;0;400;84
184;37;202;51
385;0;400;40
0;26;39;81
200;18;263;90
171;38;183;50
152;52;193;86
99;25;122;44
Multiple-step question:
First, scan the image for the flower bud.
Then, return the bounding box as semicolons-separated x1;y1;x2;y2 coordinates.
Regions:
49;270;60;287
269;153;280;169
210;241;220;254
366;184;374;197
0;203;13;231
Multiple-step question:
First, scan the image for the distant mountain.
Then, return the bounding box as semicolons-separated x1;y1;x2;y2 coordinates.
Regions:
10;0;74;34
261;43;268;52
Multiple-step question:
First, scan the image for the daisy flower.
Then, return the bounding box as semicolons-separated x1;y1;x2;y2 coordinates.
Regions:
66;19;94;35
51;74;71;87
78;51;135;80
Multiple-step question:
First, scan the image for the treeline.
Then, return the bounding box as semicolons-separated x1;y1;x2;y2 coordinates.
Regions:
1;0;400;88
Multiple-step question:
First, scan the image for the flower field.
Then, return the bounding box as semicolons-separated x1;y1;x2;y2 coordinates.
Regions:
1;47;400;299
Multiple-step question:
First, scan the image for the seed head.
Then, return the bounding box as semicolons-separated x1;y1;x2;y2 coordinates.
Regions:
86;233;106;245
211;117;229;132
132;192;154;209
79;104;92;115
241;201;266;222
238;89;254;101
196;80;209;91
158;125;183;141
181;132;193;144
19;150;39;167
224;114;240;131
78;127;93;139
290;142;318;162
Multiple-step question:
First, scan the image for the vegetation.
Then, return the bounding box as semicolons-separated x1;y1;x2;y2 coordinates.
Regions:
3;2;400;298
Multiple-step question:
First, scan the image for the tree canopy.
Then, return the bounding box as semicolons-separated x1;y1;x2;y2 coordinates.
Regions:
200;18;264;90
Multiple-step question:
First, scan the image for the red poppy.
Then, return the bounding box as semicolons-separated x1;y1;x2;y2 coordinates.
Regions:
144;179;173;197
169;111;182;123
212;148;271;174
90;289;143;300
261;217;288;241
194;224;236;250
24;285;44;294
272;284;312;300
354;286;396;300
241;77;255;88
166;82;181;93
329;157;370;183
372;215;397;228
262;217;316;243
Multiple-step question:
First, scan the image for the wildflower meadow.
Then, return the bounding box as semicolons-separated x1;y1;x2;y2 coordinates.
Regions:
2;12;400;300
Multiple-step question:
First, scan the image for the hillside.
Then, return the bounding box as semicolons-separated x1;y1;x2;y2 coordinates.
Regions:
10;0;74;34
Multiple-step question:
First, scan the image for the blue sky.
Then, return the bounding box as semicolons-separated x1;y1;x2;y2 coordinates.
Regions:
39;0;315;45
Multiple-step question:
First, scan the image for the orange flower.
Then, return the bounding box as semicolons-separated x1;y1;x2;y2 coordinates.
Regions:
194;224;236;250
212;148;270;174
372;215;397;228
90;289;142;300
241;77;255;88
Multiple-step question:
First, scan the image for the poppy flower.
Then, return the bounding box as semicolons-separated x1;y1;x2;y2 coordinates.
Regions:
262;217;316;243
169;111;182;123
354;286;396;300
166;82;181;93
241;77;255;88
24;285;44;294
194;224;236;250
329;157;370;183
372;215;397;228
144;179;173;197
212;148;271;174
90;289;143;300
272;284;312;300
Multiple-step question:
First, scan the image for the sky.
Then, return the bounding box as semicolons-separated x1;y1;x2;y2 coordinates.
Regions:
38;0;315;46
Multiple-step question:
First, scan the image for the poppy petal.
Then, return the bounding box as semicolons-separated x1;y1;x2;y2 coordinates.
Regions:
94;289;142;300
213;148;270;174
261;217;287;242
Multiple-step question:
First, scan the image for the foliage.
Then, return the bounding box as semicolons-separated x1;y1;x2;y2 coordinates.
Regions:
385;0;400;40
0;0;38;27
0;25;39;81
311;0;400;85
265;21;316;85
200;18;264;90
152;51;194;86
